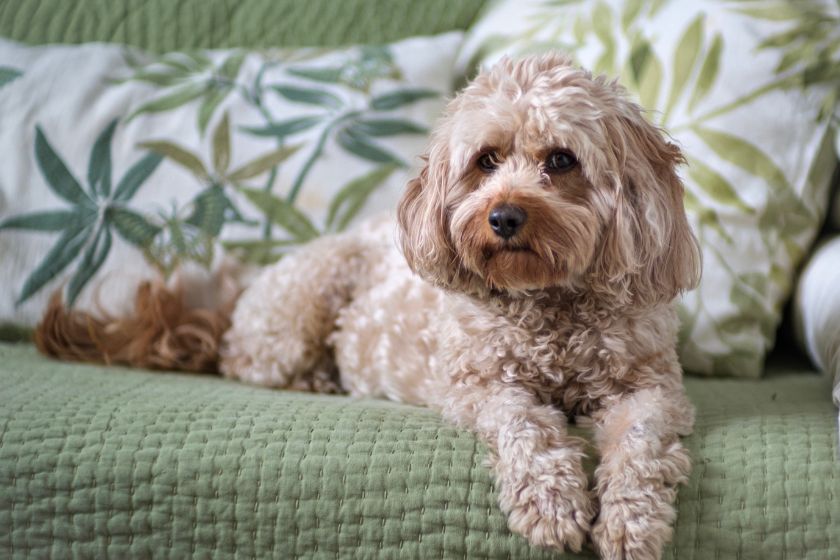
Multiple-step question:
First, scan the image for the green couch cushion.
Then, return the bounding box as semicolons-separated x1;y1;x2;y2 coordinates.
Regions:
0;0;486;51
1;343;837;559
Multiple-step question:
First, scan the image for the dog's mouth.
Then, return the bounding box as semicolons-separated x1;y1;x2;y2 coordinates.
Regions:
482;243;535;260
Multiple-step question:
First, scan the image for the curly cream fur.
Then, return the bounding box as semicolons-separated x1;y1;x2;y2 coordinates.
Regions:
221;53;700;559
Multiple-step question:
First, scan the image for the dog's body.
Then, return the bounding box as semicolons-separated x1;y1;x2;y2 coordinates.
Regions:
222;214;694;558
220;52;701;559
38;53;700;560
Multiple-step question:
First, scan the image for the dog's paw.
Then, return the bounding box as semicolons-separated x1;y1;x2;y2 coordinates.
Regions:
507;489;593;551
498;464;594;553
591;496;674;560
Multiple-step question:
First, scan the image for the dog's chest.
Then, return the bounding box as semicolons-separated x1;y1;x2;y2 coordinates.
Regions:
465;297;629;414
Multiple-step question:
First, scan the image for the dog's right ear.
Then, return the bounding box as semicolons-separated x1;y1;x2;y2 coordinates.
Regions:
397;145;455;285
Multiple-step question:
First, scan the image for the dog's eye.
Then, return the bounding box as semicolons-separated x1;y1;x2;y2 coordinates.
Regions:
477;152;499;173
545;150;577;173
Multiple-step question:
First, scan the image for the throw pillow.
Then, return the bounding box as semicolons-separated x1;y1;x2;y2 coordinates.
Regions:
0;32;463;327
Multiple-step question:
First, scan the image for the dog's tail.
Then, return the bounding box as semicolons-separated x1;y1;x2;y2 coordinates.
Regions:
35;267;241;374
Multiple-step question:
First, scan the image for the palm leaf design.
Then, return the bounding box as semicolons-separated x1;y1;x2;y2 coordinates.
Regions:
286;45;401;92
242;82;434;205
110;44;439;266
122;50;247;134
138;112;302;270
0;120;162;305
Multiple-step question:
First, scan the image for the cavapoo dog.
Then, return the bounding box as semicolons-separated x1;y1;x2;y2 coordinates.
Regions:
39;53;701;559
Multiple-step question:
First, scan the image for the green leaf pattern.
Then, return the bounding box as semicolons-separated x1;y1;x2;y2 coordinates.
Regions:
2;119;164;305
1;43;441;307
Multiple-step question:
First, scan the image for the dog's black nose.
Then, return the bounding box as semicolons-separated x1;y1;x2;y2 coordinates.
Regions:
488;204;527;239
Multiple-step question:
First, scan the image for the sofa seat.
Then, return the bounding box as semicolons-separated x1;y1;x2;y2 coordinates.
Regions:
1;343;837;559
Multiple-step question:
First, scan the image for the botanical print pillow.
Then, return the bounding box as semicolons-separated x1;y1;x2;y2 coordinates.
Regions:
0;32;463;327
458;0;840;377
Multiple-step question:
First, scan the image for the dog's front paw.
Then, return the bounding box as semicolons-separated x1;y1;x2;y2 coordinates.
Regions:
506;487;594;551
591;495;674;560
497;454;594;552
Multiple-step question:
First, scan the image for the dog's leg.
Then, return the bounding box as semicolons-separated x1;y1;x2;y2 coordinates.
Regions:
219;235;366;392
591;387;694;560
439;379;594;552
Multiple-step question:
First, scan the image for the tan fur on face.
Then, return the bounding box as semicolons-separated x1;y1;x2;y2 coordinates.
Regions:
450;162;600;291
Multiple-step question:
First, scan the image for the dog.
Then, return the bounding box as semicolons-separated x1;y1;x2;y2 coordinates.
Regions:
36;51;700;559
218;53;702;559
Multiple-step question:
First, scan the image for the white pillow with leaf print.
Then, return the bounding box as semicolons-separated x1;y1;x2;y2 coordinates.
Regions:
457;0;840;377
0;33;463;328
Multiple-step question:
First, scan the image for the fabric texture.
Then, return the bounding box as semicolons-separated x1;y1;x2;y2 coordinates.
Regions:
457;0;840;378
0;0;485;51
0;342;838;559
0;33;463;326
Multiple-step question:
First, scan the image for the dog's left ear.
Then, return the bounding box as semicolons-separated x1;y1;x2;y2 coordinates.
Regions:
597;104;701;304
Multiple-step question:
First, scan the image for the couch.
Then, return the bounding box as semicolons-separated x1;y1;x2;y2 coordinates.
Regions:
1;1;838;558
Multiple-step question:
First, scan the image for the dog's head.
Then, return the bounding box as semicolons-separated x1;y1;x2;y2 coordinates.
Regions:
398;53;700;304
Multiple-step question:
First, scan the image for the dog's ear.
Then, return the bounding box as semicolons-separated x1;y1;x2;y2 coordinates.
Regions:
596;104;701;304
397;139;456;285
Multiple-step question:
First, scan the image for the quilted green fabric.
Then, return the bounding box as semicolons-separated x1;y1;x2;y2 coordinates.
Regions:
1;343;837;559
0;0;486;51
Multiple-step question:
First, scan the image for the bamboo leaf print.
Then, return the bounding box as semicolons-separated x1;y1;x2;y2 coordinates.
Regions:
16;225;91;305
159;51;211;74
326;164;398;231
683;189;732;244
198;85;229;135
688;33;723;112
732;4;803;22
7;120;164;305
218;51;246;80
239;187;319;242
287;66;344;84
664;14;704;121
227;144;302;181
0;66;22;88
110;207;161;247
686;157;753;214
121;68;182;87
212;112;231;175
138;141;208;180
692;126;793;196
627;38;663;110
621;0;644;31
347;118;427;137
113;153;164;202
335;127;404;165
241;115;323;139
647;0;669;18
592;2;615;50
66;226;113;306
127;81;208;121
186;186;228;236
221;238;299;265
35;127;91;207
272;84;343;109
0;210;83;233
369;88;438;110
592;1;616;74
88;119;118;198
